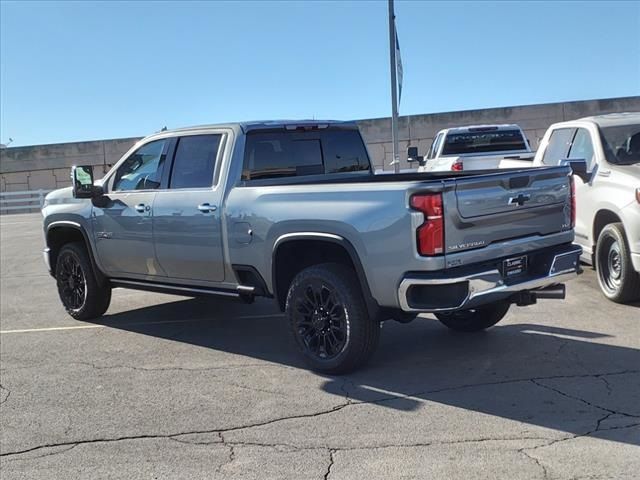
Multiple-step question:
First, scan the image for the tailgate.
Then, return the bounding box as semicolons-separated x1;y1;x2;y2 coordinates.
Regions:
457;154;503;170
444;166;572;254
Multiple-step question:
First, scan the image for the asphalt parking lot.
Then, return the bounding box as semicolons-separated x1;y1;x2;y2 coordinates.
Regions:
0;213;638;479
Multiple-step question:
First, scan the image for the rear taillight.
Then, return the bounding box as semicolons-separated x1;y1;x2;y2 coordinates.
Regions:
410;193;444;255
451;161;464;171
570;175;576;228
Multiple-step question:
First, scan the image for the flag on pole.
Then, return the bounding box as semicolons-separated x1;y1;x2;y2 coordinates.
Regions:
395;26;403;105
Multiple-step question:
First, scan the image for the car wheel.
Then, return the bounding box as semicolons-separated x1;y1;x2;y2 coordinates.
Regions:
434;301;510;332
286;263;379;374
56;242;112;320
595;223;640;303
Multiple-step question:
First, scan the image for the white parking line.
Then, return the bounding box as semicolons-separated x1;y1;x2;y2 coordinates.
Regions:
0;313;285;334
0;318;206;334
1;324;106;334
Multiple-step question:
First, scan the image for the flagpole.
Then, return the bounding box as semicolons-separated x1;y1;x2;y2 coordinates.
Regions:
388;0;400;173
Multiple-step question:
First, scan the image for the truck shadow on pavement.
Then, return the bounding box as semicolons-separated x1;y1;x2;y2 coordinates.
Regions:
93;296;640;447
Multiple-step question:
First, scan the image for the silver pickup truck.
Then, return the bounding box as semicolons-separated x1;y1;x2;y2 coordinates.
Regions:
42;120;582;373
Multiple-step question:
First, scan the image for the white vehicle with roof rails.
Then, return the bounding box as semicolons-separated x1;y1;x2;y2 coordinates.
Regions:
415;124;534;172
532;112;640;303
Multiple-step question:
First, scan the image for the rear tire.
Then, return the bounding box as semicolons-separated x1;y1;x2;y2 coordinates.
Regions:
286;263;379;374
435;301;510;332
595;223;640;303
55;242;111;320
393;313;418;324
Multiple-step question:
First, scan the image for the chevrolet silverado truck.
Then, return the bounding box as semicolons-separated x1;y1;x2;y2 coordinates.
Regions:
533;113;640;303
416;124;534;172
42;120;582;373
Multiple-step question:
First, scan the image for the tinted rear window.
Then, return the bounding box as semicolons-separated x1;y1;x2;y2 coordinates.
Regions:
600;123;640;165
441;130;527;155
242;129;370;180
322;130;370;173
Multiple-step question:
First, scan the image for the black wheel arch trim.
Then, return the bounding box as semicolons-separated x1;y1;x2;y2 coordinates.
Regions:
271;232;380;319
46;220;108;286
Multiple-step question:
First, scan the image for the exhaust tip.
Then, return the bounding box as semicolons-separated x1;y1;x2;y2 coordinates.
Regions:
533;284;566;300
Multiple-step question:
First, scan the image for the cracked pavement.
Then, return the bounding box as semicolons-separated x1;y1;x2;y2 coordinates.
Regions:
1;214;639;479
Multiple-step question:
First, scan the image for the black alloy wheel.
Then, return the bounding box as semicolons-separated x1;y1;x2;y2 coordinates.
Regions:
55;242;112;320
286;263;379;374
292;279;350;360
57;249;87;310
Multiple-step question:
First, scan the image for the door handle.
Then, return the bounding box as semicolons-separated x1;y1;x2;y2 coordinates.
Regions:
135;203;150;213
197;203;217;213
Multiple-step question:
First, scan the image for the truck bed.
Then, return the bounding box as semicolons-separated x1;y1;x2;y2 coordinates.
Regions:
239;165;554;187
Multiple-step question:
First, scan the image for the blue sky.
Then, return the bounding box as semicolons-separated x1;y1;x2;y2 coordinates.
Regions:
1;0;639;147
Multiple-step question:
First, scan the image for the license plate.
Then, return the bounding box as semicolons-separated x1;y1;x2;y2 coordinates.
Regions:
503;255;527;277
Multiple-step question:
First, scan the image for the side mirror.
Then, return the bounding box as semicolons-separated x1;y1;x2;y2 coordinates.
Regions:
407;146;424;165
72;165;102;198
560;158;590;183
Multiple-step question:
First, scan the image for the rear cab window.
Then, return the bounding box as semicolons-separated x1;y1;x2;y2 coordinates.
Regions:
442;129;527;156
242;128;371;181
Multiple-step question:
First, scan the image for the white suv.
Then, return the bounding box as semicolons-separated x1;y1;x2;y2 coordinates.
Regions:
533;113;640;303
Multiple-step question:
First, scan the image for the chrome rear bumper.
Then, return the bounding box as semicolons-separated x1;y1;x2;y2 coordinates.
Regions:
398;244;582;312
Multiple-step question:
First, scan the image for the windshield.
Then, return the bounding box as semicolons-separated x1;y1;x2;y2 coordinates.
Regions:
441;129;527;155
599;124;640;165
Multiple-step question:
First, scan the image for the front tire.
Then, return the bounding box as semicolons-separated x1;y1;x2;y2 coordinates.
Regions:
595;223;640;303
55;242;111;320
435;301;510;332
286;263;379;374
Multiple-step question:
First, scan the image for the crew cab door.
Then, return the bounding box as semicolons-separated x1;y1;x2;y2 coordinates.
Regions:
539;126;597;243
152;133;226;283
92;138;170;277
564;127;598;242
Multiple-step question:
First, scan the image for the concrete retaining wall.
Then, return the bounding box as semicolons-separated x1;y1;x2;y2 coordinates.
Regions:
1;96;639;195
357;96;640;171
0;137;140;193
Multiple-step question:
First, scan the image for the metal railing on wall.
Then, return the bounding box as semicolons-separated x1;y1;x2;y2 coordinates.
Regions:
0;189;52;214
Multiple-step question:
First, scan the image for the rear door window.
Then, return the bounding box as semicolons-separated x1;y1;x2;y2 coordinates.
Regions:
169;134;223;189
541;128;576;165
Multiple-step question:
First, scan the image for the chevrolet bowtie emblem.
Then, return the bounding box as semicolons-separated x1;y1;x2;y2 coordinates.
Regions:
509;193;531;206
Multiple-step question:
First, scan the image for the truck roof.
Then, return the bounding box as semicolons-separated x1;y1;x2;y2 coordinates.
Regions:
163;120;358;135
441;124;523;134
574;112;640;128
